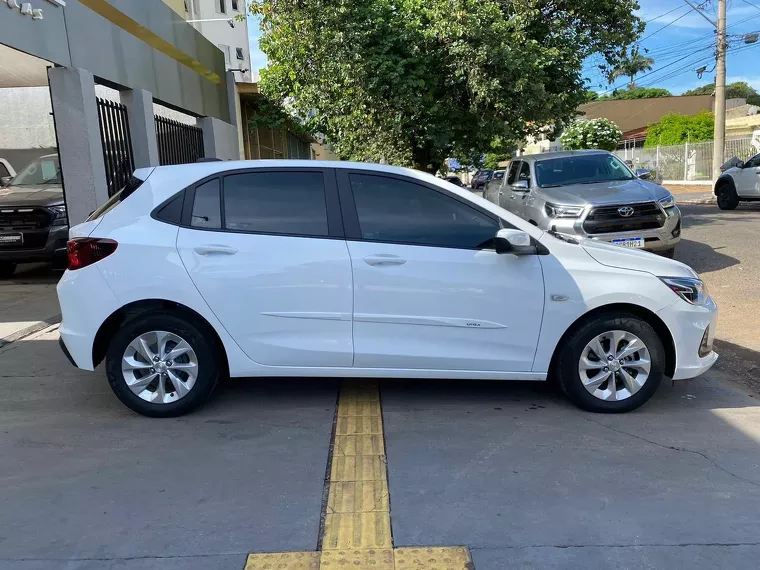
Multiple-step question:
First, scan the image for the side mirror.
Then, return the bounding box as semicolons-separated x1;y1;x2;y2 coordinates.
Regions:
635;169;651;180
737;160;746;169
511;179;529;191
0;176;12;187
494;228;535;255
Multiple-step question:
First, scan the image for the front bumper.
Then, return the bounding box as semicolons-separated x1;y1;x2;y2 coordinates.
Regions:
0;225;68;263
657;294;719;380
547;206;681;252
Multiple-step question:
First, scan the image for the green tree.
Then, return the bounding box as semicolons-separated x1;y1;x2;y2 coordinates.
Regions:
249;0;643;173
561;118;622;151
599;87;672;100
644;110;714;147
683;81;759;100
608;47;654;88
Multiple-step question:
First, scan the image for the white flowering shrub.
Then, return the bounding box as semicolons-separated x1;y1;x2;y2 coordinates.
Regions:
560;118;622;151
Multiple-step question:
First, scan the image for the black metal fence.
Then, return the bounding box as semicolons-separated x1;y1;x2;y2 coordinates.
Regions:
96;98;135;197
155;115;205;165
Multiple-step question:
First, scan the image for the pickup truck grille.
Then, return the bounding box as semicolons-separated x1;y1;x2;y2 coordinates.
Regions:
0;208;53;231
583;202;665;235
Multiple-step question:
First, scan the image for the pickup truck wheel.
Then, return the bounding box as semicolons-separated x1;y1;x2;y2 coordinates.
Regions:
557;313;665;413
0;262;16;279
716;183;739;210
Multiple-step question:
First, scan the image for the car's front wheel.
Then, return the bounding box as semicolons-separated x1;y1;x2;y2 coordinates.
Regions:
716;183;739;210
556;313;666;413
105;311;221;417
0;261;16;279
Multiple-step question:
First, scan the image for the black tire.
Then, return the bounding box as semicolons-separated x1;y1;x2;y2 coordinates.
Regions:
556;312;666;413
0;262;16;279
105;311;221;417
716;182;739;210
660;248;675;259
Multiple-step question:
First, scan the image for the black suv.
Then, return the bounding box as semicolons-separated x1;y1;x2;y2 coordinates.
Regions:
0;154;68;278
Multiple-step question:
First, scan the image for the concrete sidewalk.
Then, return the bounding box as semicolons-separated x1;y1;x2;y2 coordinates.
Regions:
0;264;61;347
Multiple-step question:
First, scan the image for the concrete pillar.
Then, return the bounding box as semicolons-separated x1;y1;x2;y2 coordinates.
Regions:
48;67;108;226
122;88;159;168
199;116;239;160
227;71;244;160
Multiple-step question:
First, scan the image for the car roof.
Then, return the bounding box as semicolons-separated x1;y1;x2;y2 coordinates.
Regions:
517;150;610;161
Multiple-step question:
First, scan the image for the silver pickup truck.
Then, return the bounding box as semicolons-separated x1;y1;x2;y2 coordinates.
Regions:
483;150;681;257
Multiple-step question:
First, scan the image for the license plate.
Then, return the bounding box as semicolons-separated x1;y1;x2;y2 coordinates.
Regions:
0;233;23;246
611;237;644;249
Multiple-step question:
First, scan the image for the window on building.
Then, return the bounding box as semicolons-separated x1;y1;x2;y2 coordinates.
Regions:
349;174;498;249
218;44;231;65
223;172;329;236
236;47;245;60
231;0;239;10
191;179;222;229
218;0;226;14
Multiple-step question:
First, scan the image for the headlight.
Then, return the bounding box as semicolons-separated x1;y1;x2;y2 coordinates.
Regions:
659;195;676;209
51;205;68;226
545;203;584;218
659;276;708;305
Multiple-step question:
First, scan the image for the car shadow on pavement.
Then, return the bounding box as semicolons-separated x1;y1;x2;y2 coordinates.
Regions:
675;238;739;273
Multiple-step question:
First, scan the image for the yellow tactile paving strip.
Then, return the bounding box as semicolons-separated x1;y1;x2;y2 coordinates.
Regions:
244;381;474;570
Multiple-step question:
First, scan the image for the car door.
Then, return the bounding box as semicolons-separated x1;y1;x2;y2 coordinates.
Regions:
176;168;354;368
337;170;545;372
508;161;534;219
734;154;760;197
498;161;518;211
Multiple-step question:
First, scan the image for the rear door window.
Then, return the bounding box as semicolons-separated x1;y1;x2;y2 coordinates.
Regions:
191;179;222;229
222;171;329;236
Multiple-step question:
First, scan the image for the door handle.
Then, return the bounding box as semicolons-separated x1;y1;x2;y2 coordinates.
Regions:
193;245;239;256
363;254;407;266
499;191;504;195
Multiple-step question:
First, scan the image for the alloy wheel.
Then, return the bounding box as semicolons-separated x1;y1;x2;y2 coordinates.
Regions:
578;330;651;401
122;331;199;404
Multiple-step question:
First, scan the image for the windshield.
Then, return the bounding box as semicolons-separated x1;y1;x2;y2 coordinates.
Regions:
11;155;62;186
534;154;634;188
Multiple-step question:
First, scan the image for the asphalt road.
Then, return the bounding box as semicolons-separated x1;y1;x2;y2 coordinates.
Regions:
2;202;760;569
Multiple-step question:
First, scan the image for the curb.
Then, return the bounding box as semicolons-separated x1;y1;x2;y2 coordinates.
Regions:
0;314;62;349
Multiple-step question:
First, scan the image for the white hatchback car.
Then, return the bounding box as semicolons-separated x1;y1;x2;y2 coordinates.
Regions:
57;161;718;417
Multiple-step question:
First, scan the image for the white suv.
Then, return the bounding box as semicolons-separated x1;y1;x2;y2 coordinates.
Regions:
715;152;760;209
57;161;718;417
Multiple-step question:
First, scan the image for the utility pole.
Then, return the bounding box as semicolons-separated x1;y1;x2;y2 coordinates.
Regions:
683;0;726;180
713;0;727;180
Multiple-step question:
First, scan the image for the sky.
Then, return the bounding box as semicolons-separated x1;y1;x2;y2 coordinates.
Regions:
248;0;760;95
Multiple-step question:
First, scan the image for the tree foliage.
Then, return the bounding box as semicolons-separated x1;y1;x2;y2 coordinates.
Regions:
599;87;672;100
561;118;622;151
682;81;759;100
249;0;643;173
607;46;654;88
644;110;714;147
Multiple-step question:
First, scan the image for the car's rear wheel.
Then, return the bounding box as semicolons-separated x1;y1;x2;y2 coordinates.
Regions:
556;313;665;413
716;183;739;210
0;262;16;279
105;311;220;417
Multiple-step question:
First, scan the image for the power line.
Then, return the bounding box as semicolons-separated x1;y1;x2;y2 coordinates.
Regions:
643;6;690;22
637;6;696;43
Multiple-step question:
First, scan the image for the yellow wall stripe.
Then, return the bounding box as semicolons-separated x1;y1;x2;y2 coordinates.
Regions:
77;0;221;84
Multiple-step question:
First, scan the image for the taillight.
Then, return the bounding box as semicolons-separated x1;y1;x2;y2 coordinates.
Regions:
67;238;118;270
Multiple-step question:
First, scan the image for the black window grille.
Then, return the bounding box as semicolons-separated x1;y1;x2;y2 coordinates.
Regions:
155;115;205;166
96;98;135;197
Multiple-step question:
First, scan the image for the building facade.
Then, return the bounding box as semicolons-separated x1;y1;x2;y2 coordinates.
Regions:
183;0;253;84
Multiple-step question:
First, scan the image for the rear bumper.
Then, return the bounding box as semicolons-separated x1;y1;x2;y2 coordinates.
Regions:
57;265;121;371
58;336;77;367
0;225;68;263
